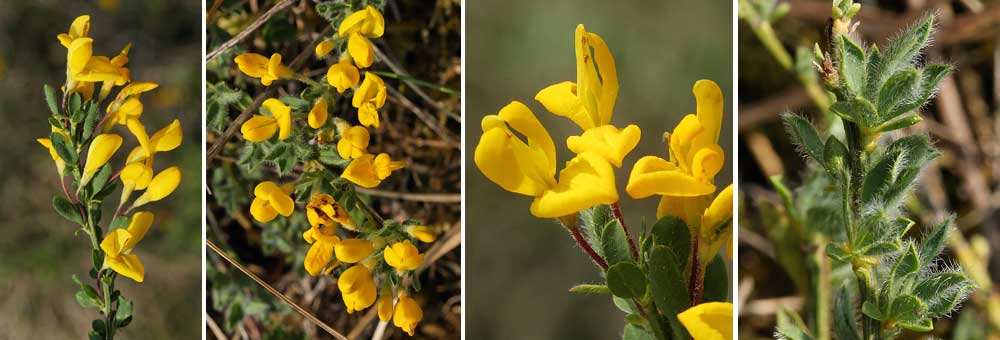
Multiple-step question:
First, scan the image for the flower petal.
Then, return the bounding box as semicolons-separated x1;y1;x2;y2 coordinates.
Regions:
530;152;617;218
535;81;593;130
335;238;374;263
348;33;374;68
240;115;277;142
106;253;145;283
626;156;715;199
566;124;641;167
678;302;733;340
249;197;278;222
304;240;336;276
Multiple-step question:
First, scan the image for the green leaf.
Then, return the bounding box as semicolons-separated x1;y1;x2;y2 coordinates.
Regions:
874;114;922;133
881;16;934;80
225;302;244;332
44;84;60;115
702;255;728;302
601;219;632;266
116;295;133;327
782;113;825;163
877;68;919;122
90;164;113;195
648;245;689;340
614;296;638;314
108;215;130;231
914;271;973;318
81;103;100;142
53;196;83;225
569;284;611;294
580;205;615;258
826;243;852;262
839;36;867;96
650;214;690;267
889;294;932;332
90;319;107;340
864;44;883;100
607;262;647;299
823;136;848;175
833;286;861;340
623;323;655;340
68;93;82;122
775;308;814;340
50;131;77;164
830;97;877;127
891;243;920;287
862;300;886;321
75;285;102;309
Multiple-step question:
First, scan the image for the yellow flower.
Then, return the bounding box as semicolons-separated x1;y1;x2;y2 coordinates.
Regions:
335;238;374;263
535;24;618;130
105;81;158;130
80;133;123;186
305;194;357;230
125;118;182;162
341;153;405;188
678;302;732;340
100;211;154;282
338;265;377;313
474;101;617;218
308;97;329;129
234;53;292;86
302;224;341;276
697;184;733;266
347;33;375;68
393;293;422;336
119;161;153;207
327;59;360;93
338;6;385;38
566;124;641;167
315;39;335;58
337;125;370;160
36;127;70;175
384;240;423;271
377;293;394;322
249;181;294;223
352;72;386;128
57;15;91;47
626;80;725;206
98;43;131;100
240;98;291;142
405;225;436;243
132;166;181;207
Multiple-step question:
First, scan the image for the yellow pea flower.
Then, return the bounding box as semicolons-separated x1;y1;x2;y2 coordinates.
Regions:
347;33;375;68
337;125;370;160
535;24;618;130
338;6;385;38
98;43;131;101
132;166;181;207
303;224;341;276
335;238;374;263
240;98;291;142
326;59;360;93
377;293;394;322
352;72;386;128
341;153;405;188
315;39;335;58
306;194;357;230
119;161;153;208
697;184;733;267
383;240;423;271
626;80;725;206
74;54;128;84
125;118;182;162
474;101;617;218
80;133;123;186
678;302;733;340
393;293;422;336
57;15;90;47
36;127;70;175
249;181;294;223
105;81;158;129
405;225;436;243
234;52;292;86
338;265;377;313
100;211;154;282
566;124;641;167
308;97;329;129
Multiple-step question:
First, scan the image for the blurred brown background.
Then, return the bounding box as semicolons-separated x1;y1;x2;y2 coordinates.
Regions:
466;0;733;338
0;0;202;339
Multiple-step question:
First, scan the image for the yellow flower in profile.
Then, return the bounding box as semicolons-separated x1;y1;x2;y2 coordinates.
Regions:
678;302;733;340
337;125;370;160
697;184;733;266
132;166;181;207
353;72;387;128
341;153;405;188
626;80;725;217
338;265;377;313
240;98;292;142
338;6;384;68
234;52;292;86
81;133;123;185
302;224;341;276
305;194;357;230
98;43;131;100
335;238;374;263
405;225;436;243
474;101;617;218
66;39;125;86
105;81;158;130
119;161;154;207
377;293;394;322
125;118;182;162
36;127;70;175
249;181;294;223
327;59;360;93
308;97;329;129
384;240;423;271
393;293;422;336
57;15;90;47
315;39;335;58
100;211;154;282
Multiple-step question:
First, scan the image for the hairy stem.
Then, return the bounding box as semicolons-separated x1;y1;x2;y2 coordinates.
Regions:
842;119;880;340
560;218;608;270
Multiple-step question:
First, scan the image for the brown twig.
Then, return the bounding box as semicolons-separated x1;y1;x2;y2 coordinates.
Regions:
205;0;296;63
372;44;459;122
384;85;458;147
354;188;460;203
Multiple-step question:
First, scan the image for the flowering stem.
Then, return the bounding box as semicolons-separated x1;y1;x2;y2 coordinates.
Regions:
568;224;608;271
688;231;703;306
610;203;638;262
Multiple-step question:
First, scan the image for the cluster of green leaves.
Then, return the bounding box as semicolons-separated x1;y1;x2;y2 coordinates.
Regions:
777;2;975;339
569;206;728;340
43;85;133;340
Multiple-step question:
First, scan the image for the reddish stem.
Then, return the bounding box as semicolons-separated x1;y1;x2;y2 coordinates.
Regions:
611;203;639;262
688;231;703;306
569;225;608;271
60;177;76;204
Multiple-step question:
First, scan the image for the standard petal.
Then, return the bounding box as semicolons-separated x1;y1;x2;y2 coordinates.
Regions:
348;33;374;68
626;156;715;199
146;166;181;201
326;60;360;93
530;152;618;218
266;190;295;217
304;241;336;276
474;126;546;196
108;253;145;283
693;79;724;145
124;211;154;249
535;82;593;130
240;115;278;142
234;53;269;78
308;98;329;129
337;126;370;159
566;124;641;167
678;302;733;340
249;197;278;222
584;31;618;125
100;229;131;257
496;101;557;174
335;238;374;263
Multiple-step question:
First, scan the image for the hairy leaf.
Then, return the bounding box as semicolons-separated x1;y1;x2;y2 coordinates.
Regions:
602;219;632;266
890;294;932;332
839;36;867;96
877;68;919;122
782;113;825;162
830;97;877;127
650;215;690;267
607;262;647;299
881;16;935;83
834;286;862;340
569;284;611;295
775;308;814;340
918;217;952;266
648;245;689;340
914;271;973;318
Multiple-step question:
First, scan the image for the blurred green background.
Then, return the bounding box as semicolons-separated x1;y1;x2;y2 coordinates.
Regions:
0;1;201;339
466;0;733;338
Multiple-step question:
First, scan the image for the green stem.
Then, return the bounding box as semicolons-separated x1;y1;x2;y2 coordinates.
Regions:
637;299;668;340
812;237;832;340
370;71;459;96
842;119;880;340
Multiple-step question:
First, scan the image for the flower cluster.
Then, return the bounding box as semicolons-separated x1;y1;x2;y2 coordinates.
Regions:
474;24;733;340
38;15;183;339
230;5;433;336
